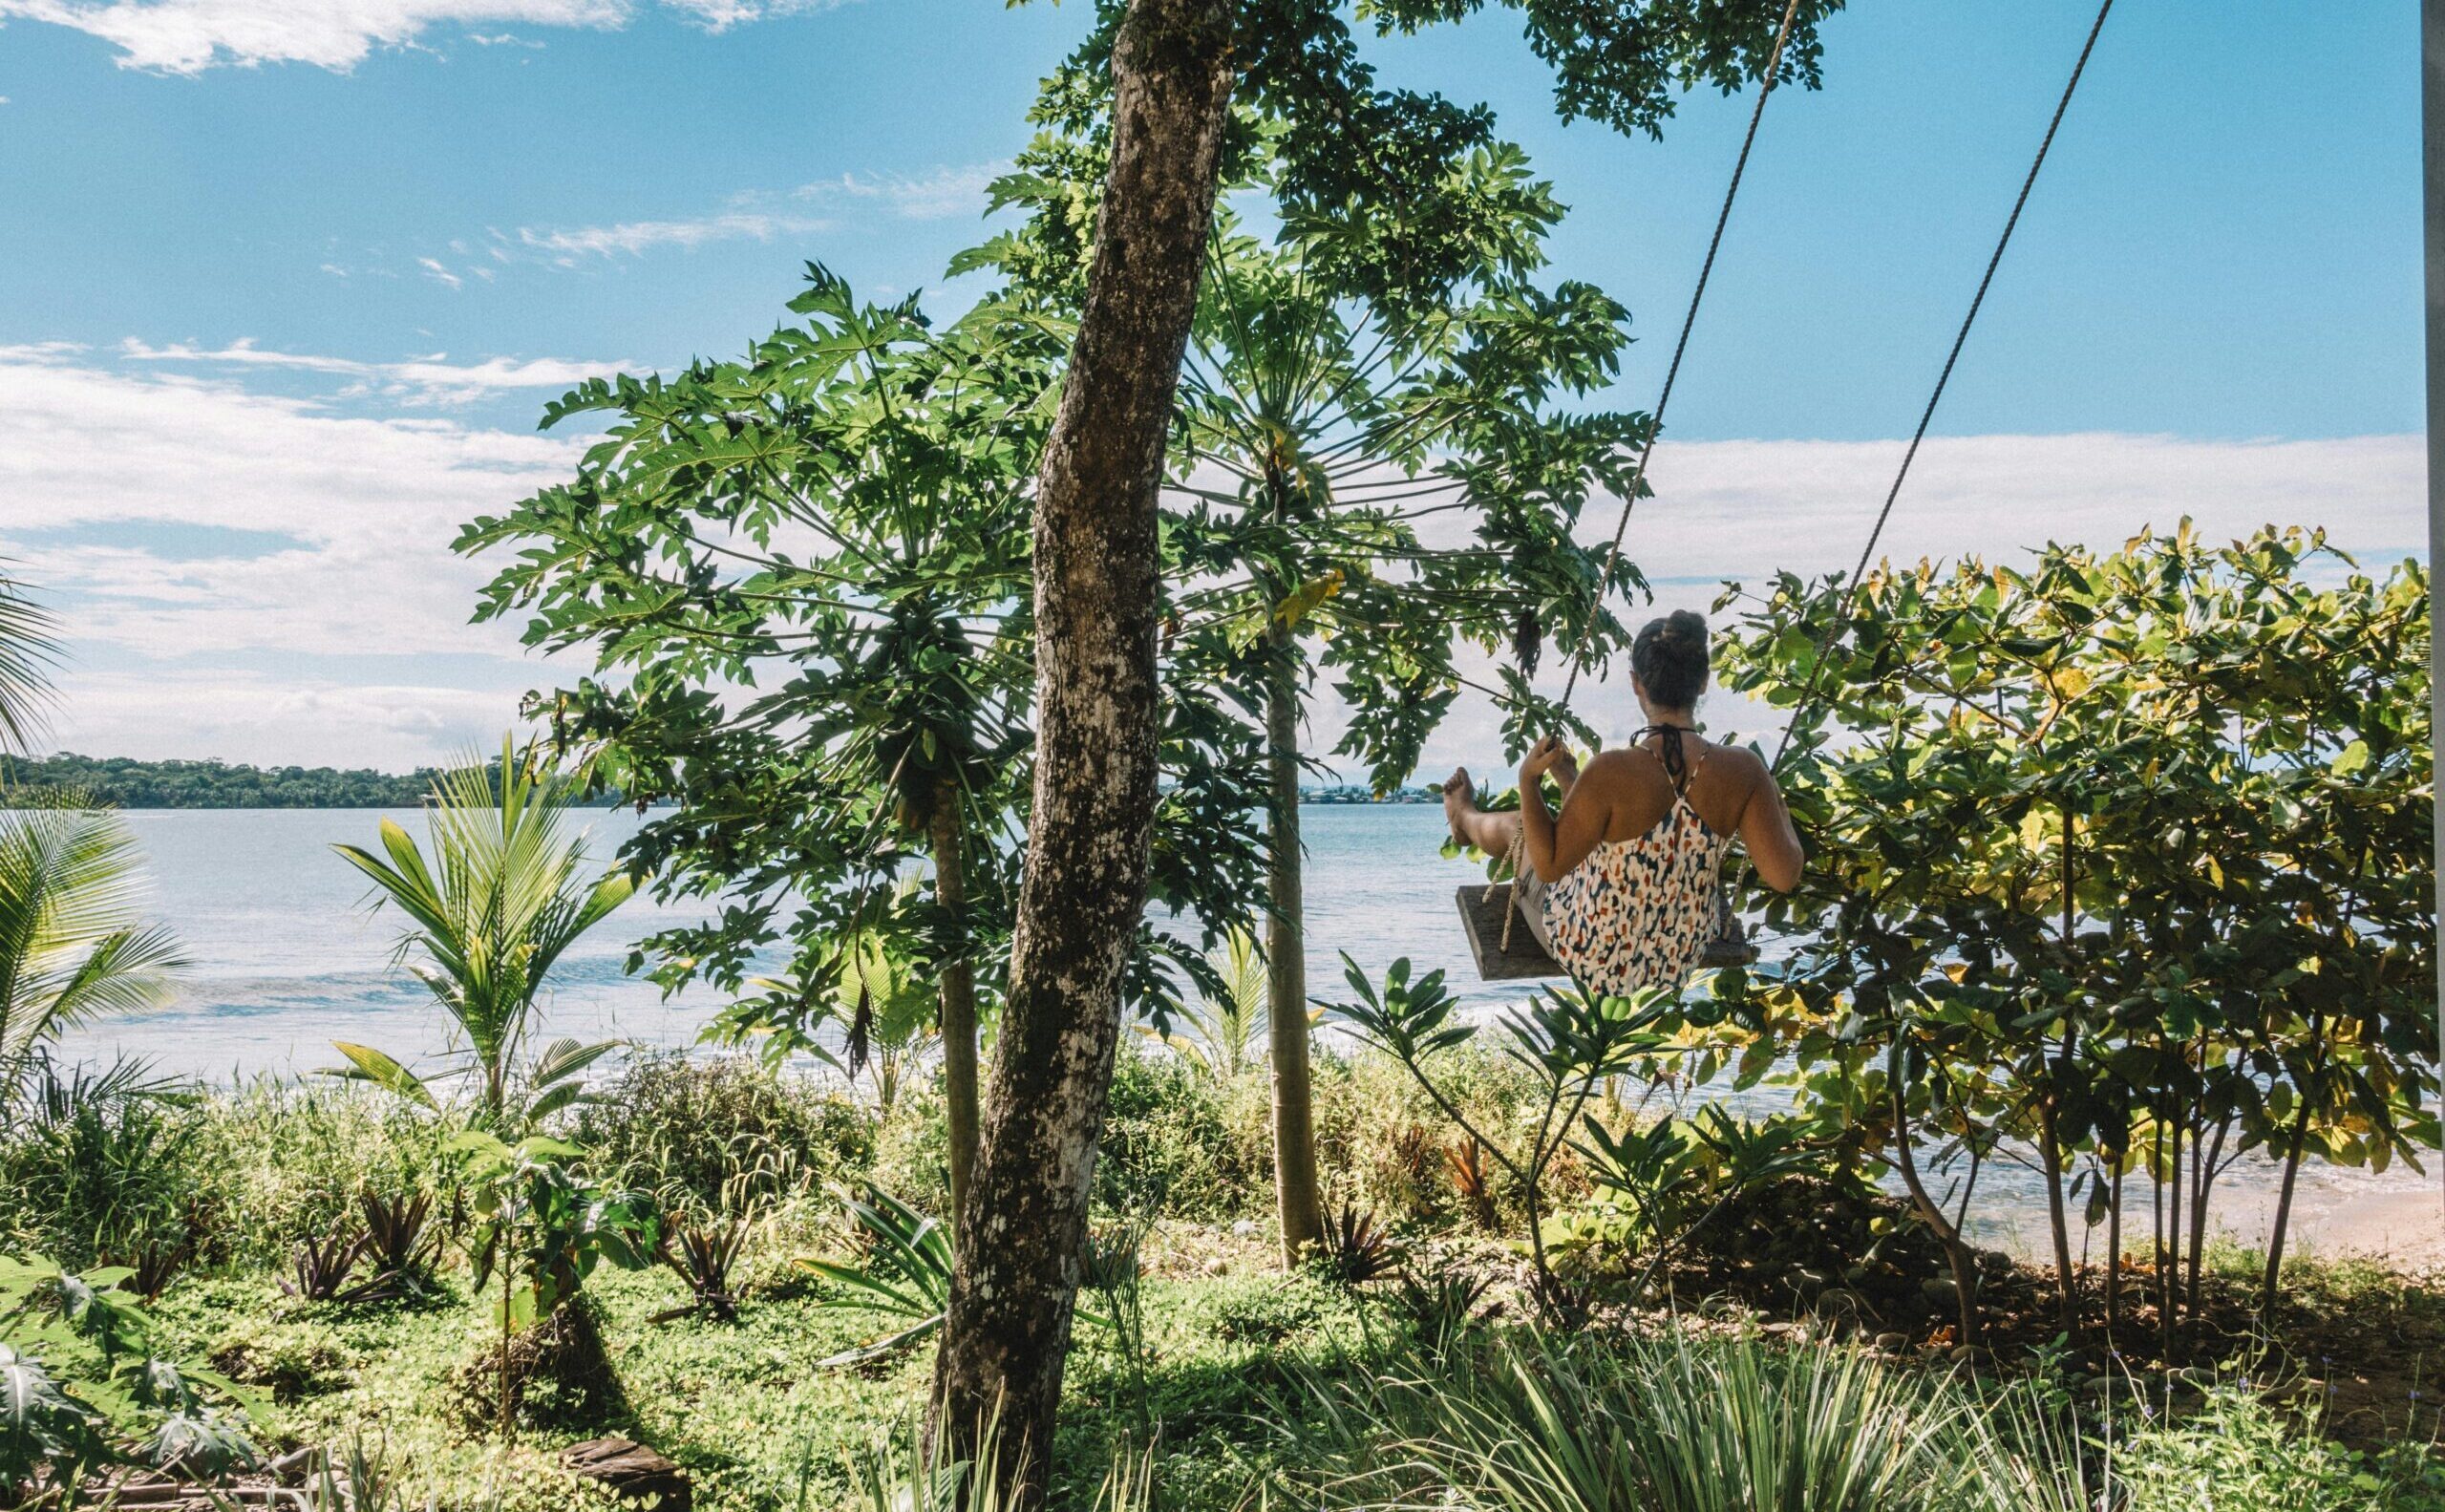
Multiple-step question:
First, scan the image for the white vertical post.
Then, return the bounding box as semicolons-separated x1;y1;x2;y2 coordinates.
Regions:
2425;0;2445;1210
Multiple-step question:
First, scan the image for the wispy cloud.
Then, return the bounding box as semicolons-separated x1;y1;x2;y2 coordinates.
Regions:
118;336;628;406
0;0;850;75
504;166;1000;269
796;165;1001;223
515;210;832;263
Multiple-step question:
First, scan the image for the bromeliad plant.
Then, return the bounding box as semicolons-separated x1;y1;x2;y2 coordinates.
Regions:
1325;954;1664;1319
328;737;633;1132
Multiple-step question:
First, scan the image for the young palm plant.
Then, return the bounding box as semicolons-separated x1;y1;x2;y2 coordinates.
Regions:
329;736;633;1129
0;570;58;761
1132;926;1277;1080
0;799;185;1104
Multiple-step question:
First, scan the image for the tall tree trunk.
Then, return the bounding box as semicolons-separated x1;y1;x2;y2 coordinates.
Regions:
2105;1152;2124;1345
1264;553;1323;1263
2262;1018;2327;1311
932;797;980;1228
2037;1090;2078;1338
926;0;1234;1500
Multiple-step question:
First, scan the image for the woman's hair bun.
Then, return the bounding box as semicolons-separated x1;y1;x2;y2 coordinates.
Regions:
1631;610;1710;709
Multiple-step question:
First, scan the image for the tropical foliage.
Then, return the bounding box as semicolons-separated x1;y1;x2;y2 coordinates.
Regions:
455;266;1271;1215
328;737;634;1128
0;801;184;1104
0;1254;261;1499
1702;523;2434;1342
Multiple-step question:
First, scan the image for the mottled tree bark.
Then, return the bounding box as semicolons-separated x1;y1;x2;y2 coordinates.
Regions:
932;798;979;1226
926;0;1234;1499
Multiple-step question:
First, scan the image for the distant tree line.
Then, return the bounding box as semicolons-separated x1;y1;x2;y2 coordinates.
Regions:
0;753;623;810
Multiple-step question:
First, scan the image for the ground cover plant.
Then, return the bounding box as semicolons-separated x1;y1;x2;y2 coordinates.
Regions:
0;1029;2428;1509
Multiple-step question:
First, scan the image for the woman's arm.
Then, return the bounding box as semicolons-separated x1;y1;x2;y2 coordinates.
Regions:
1520;737;1617;884
1736;754;1804;892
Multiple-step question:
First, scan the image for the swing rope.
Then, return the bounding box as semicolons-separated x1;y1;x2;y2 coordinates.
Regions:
1487;0;2117;962
1487;0;1808;952
1768;0;2116;770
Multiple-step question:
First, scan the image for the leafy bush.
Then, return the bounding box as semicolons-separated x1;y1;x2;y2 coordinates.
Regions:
2116;1381;2445;1512
1096;1039;1258;1217
576;1052;870;1212
0;1064;204;1286
182;1078;456;1271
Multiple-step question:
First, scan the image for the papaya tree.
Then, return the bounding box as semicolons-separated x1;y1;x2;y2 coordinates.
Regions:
966;110;1651;1266
457;270;1266;1225
938;0;1839;1490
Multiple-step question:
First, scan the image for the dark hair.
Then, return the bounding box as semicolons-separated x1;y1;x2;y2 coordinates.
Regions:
1631;610;1710;710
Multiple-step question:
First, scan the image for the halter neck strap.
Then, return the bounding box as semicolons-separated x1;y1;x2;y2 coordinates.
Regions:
1636;723;1704;796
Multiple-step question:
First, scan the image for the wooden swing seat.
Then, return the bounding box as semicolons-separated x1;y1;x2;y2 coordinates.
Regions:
1455;883;1564;980
1454;883;1761;984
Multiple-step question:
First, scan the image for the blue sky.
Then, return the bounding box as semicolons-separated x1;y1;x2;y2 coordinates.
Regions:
0;0;2428;772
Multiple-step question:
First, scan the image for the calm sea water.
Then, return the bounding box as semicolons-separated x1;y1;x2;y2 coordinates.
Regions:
57;804;1506;1079
55;804;2431;1255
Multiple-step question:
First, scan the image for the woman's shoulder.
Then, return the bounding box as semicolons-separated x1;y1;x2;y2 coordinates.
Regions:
1696;736;1769;783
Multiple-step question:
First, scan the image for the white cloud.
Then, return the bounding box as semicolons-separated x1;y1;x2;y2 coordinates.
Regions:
0;0;844;75
505;163;998;270
799;164;1000;223
119;336;627;406
515;211;831;262
659;0;841;26
416;256;462;289
44;669;518;768
0;351;577;701
0;341;91;364
0;340;2420;773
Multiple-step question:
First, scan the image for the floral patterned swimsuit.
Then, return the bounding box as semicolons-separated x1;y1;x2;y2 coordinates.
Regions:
1531;732;1733;1000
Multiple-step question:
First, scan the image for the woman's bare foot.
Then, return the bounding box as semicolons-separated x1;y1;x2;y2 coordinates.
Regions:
1442;767;1477;845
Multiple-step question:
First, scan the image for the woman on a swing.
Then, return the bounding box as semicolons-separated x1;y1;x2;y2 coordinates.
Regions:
1443;610;1805;997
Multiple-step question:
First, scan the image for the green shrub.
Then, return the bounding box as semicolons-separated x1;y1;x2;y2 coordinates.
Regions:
2117;1382;2445;1512
185;1078;458;1269
573;1053;870;1211
1202;1271;1339;1345
868;1079;953;1216
1097;1041;1258;1217
0;1064;209;1281
1308;1040;1553;1228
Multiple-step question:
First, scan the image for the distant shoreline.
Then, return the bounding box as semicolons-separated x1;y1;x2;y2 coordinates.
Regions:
8;755;1442;810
